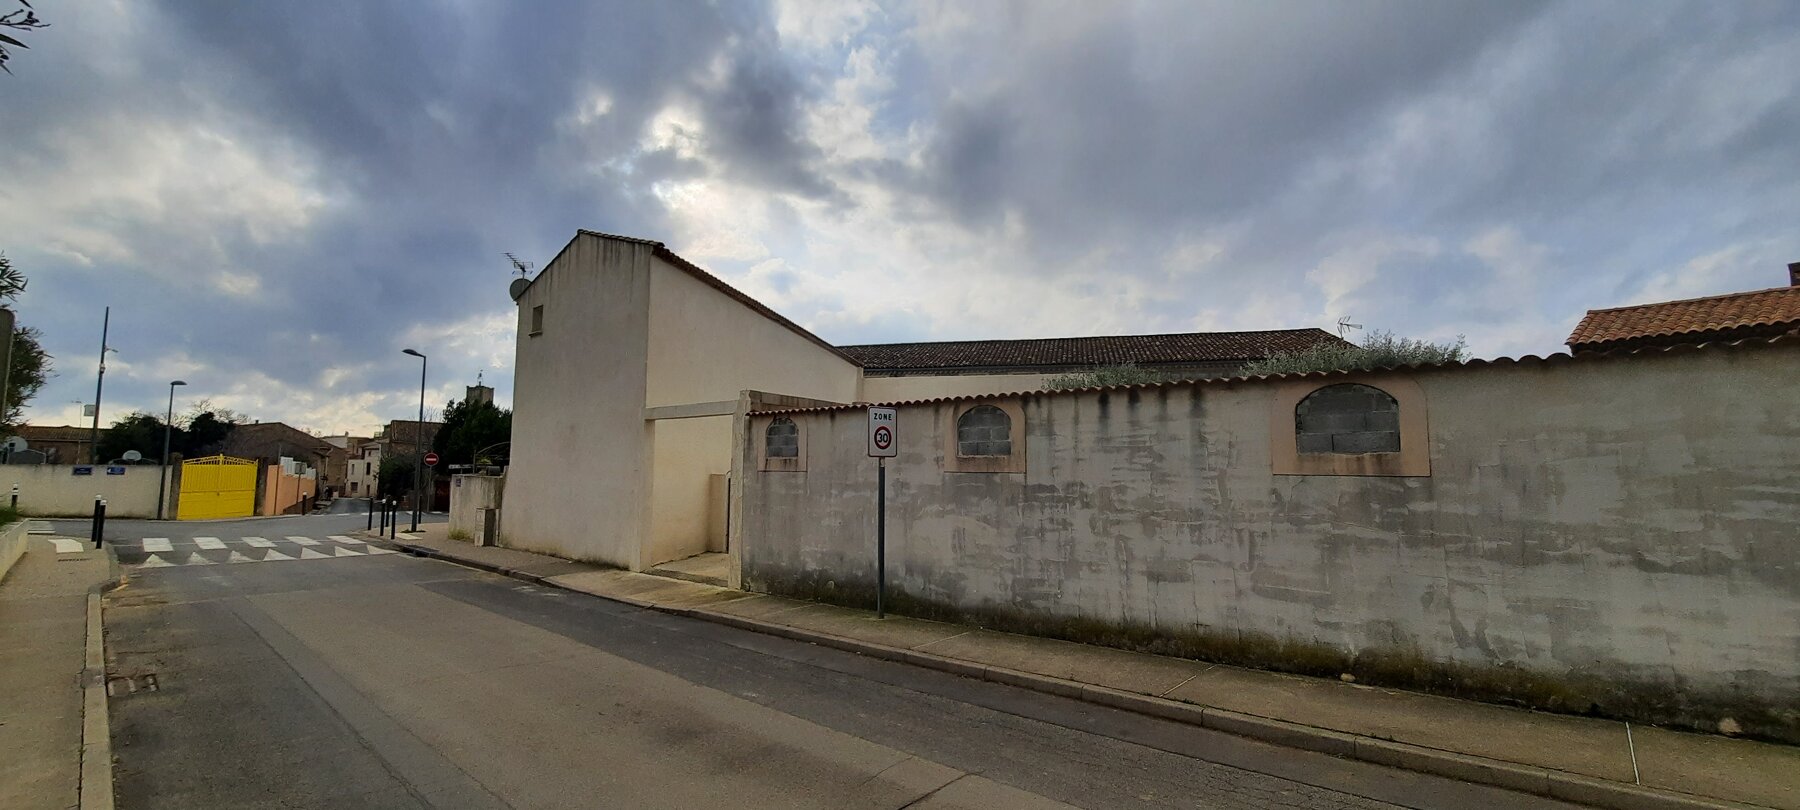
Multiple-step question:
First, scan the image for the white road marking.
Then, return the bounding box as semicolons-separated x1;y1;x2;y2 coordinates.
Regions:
332;546;364;557
182;553;215;566
263;549;296;561
242;536;274;548
139;554;175;568
142;538;173;553
286;536;318;545
328;535;363;545
226;550;258;564
50;537;85;553
194;537;226;550
298;547;332;560
366;547;397;556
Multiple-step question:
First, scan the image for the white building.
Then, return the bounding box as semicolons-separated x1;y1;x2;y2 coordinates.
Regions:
503;230;1343;572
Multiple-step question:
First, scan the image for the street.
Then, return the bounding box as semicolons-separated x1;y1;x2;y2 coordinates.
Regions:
84;515;1579;810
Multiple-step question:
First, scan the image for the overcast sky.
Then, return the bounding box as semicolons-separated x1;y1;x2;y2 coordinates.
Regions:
3;1;1797;435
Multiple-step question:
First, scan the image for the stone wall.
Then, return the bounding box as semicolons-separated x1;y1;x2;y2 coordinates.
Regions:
736;341;1800;740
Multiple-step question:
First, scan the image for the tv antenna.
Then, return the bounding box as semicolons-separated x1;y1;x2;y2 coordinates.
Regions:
505;253;534;277
1336;316;1363;339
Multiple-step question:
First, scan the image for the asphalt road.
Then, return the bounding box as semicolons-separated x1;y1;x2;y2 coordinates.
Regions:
87;516;1583;810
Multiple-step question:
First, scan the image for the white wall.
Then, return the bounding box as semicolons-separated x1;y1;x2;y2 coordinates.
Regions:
0;465;169;518
449;474;504;542
641;255;860;567
739;344;1800;741
502;234;655;568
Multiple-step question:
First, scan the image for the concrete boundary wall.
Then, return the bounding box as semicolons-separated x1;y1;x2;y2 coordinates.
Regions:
0;520;28;583
738;342;1800;741
0;465;169;518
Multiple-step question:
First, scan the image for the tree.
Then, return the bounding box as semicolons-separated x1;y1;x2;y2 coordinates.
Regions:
431;398;511;468
1240;330;1469;376
182;412;235;457
376;454;414;499
97;412;177;463
0;2;48;75
0;251;51;435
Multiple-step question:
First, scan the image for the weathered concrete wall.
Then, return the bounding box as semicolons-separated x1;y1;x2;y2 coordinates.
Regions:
449;474;505;541
503;234;655;568
0;465;169;518
739;344;1800;739
0;520;28;584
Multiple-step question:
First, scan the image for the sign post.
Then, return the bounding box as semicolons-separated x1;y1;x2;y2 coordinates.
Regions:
867;407;897;618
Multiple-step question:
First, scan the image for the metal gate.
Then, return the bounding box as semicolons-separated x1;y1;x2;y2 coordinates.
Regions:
178;455;258;520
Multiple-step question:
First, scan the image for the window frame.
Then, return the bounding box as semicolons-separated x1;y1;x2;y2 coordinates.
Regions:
756;414;807;472
943;399;1025;473
1270;376;1430;477
529;304;544;336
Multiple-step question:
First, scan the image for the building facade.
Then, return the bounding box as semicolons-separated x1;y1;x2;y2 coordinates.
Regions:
503;229;1344;571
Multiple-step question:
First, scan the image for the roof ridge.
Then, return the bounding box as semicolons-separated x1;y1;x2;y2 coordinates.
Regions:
1583;284;1799;315
754;332;1800;415
839;327;1338;350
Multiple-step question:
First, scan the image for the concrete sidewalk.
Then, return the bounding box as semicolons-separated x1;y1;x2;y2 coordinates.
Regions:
0;532;116;810
383;527;1798;810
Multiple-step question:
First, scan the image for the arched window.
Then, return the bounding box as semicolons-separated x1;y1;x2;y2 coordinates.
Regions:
957;404;1012;457
765;417;799;458
1295;384;1400;454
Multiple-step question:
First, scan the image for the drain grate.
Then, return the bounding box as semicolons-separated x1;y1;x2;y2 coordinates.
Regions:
107;673;159;696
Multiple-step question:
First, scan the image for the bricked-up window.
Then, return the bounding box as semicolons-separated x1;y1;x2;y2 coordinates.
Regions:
1295;384;1401;454
957;404;1012;457
765;417;799;458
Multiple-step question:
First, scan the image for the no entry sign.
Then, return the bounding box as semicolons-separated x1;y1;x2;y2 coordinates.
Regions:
867;407;897;458
424;452;440;467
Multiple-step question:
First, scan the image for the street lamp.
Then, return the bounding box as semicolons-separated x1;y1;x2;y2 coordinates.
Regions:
402;348;426;532
156;380;187;520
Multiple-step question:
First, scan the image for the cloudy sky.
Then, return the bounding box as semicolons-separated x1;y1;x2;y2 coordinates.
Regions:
3;0;1797;434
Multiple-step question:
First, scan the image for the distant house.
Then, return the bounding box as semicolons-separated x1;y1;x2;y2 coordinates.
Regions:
1567;262;1800;354
15;425;103;465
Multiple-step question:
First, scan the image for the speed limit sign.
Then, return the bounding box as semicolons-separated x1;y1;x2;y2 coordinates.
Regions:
867;407;897;457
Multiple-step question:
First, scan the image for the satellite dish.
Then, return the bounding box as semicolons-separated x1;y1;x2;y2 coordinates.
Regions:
508;277;531;302
122;450;143;462
1;436;26;453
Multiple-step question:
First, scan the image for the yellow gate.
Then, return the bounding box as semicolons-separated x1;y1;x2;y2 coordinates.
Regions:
178;455;258;520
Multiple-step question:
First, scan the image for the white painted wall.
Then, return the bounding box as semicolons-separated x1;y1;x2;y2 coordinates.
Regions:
502;234;656;568
449;474;504;542
641;256;860;567
0;465;169;518
739;345;1800;740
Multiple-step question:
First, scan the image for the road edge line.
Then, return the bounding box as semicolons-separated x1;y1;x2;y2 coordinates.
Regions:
383;540;1766;810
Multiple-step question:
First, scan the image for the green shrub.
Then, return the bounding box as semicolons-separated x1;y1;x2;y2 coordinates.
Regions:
1241;330;1468;376
1044;364;1187;390
447;527;472;542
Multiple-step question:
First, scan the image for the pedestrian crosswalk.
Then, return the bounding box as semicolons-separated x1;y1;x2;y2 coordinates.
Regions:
116;535;399;569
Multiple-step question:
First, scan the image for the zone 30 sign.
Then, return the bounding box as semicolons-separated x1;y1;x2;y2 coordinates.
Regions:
867;407;897;458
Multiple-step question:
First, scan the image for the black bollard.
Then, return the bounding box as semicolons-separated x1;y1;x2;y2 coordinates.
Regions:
379;498;388;533
93;498;108;549
367;496;375;531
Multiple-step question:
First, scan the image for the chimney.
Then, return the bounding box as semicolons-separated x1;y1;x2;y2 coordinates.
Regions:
1789;261;1800;287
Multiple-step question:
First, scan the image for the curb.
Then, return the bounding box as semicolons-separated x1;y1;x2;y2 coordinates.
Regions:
81;574;121;810
390;542;1768;810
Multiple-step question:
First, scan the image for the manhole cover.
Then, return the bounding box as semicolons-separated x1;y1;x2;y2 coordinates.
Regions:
107;673;159;696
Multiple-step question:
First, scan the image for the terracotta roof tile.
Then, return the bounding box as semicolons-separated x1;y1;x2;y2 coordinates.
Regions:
751;332;1799;416
1567;286;1800;349
840;329;1348;372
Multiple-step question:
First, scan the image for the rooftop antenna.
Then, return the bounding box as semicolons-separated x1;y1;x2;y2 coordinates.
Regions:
476;369;484;386
506;253;536;302
1336;316;1363;339
505;253;534;277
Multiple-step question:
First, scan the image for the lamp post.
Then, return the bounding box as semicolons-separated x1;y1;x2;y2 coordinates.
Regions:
156;380;187;520
402;348;426;532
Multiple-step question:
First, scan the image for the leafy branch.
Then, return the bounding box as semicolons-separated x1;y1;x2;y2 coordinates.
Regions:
0;2;49;76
